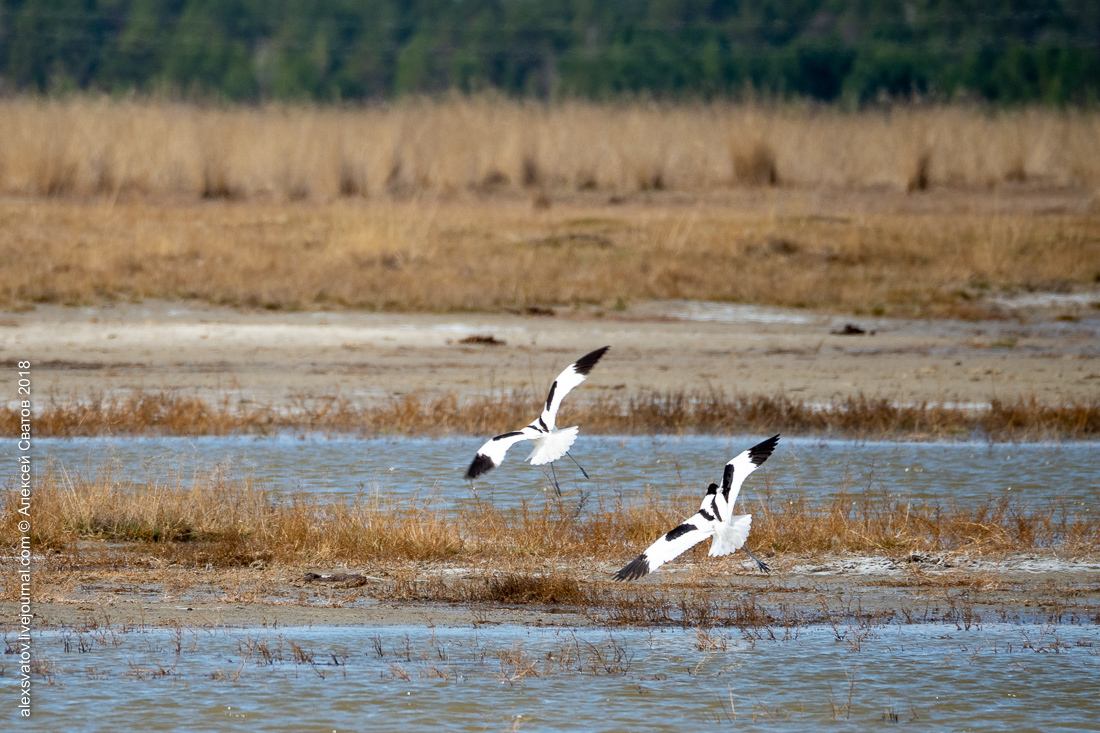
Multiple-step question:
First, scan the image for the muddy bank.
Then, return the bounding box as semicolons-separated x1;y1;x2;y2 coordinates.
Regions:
8;552;1097;631
3;299;1098;411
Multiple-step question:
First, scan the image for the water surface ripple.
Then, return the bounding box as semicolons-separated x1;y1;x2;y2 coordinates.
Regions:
36;435;1099;507
14;623;1098;732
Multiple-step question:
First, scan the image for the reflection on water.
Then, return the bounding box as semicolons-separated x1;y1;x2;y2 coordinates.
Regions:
35;435;1099;508
13;622;1098;732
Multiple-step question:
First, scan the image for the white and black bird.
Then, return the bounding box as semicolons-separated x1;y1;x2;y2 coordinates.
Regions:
614;434;780;581
464;346;610;494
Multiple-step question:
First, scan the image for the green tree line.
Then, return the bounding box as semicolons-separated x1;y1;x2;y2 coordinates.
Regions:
1;1;1097;104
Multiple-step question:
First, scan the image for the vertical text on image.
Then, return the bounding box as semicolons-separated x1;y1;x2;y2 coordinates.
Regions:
15;360;32;718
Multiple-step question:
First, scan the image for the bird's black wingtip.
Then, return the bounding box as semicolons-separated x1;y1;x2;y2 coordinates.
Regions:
464;453;495;480
572;346;611;376
613;554;650;582
748;434;781;466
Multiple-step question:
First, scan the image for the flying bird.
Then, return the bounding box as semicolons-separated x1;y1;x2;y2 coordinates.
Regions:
614;434;780;581
464;346;610;494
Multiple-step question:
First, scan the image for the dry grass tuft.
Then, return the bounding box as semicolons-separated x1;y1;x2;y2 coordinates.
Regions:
463;573;587;605
5;390;1098;439
746;484;1098;556
6;465;1097;572
14;392;264;436
732;141;779;186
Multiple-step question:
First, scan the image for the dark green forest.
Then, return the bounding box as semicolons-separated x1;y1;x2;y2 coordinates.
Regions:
1;1;1098;104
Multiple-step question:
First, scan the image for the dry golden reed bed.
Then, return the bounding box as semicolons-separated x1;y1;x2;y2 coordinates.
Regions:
5;465;1097;570
4;97;1100;197
4;390;1099;439
3;98;1098;317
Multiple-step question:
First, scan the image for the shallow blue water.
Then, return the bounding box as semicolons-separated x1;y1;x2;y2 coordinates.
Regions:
33;434;1100;508
10;622;1099;732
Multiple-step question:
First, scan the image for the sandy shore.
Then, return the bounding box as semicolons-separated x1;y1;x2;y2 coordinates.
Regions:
3;299;1098;409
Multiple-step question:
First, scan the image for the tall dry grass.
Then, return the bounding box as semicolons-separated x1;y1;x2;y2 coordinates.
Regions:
3;97;1100;198
2;97;1097;316
4;390;1099;439
5;464;1096;570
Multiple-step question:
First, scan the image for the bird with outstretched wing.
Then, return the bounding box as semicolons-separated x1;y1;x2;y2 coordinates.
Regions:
614;434;779;581
464;346;610;494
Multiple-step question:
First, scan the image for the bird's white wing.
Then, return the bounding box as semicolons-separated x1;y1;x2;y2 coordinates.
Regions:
536;346;609;431
614;486;721;581
464;428;539;480
720;434;780;509
709;514;752;556
613;513;716;581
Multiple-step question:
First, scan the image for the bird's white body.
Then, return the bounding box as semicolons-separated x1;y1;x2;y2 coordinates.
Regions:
614;435;779;581
526;425;579;465
464;347;609;484
709;514;753;557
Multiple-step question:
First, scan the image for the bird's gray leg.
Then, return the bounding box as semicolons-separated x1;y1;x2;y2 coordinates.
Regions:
549;462;562;497
741;547;770;574
565;451;590;479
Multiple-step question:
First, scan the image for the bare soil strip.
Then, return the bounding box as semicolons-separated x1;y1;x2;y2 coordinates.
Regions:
3;300;1098;427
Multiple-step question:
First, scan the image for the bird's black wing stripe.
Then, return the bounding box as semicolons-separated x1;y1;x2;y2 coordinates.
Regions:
721;464;735;501
572;346;610;376
544;381;557;413
721;464;734;491
698;508;715;522
748;435;781;466
665;523;695;541
613;554;650;581
492;431;525;441
464;454;495;480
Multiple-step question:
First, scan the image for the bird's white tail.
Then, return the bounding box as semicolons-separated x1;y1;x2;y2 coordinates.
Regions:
527;426;579;465
709;514;752;557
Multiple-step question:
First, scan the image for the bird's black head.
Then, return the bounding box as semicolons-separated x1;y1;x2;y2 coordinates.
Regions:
705;482;719;495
